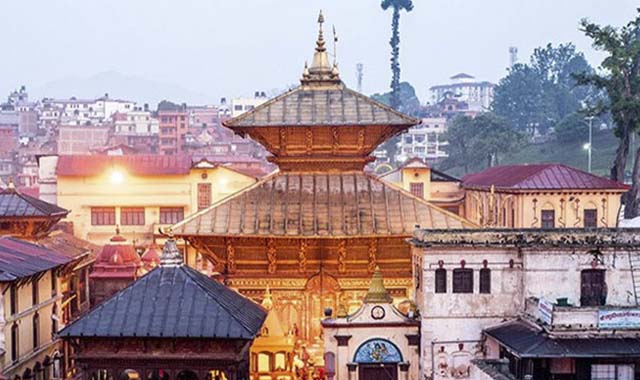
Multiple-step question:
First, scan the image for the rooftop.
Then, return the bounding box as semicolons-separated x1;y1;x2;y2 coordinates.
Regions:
60;239;267;340
462;163;628;191
0;185;69;218
0;236;72;282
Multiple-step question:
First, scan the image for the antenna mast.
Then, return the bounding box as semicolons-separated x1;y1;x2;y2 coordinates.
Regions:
356;63;364;93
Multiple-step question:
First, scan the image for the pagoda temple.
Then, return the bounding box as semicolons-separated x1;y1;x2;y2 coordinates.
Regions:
172;11;474;365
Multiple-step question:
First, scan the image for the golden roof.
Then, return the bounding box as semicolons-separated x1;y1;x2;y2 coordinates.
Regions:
363;266;393;304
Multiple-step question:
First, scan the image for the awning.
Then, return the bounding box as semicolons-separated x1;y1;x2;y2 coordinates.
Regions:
485;320;640;358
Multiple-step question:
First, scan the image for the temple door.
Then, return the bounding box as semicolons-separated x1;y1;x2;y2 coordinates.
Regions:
304;272;340;343
358;364;398;380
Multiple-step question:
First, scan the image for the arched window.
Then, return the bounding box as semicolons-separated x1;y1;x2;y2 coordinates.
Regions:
34;363;43;380
452;268;473;293
435;268;447;293
257;352;271;373
52;304;58;334
43;356;51;380
146;370;169;380
479;268;491;294
117;369;140;380
11;322;19;363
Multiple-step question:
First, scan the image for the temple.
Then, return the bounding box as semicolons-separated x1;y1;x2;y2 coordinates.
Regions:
172;11;475;368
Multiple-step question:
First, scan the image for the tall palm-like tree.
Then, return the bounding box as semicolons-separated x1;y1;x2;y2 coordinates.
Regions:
381;0;414;110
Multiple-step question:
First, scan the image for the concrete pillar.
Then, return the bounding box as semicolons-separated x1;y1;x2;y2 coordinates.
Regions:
346;363;357;380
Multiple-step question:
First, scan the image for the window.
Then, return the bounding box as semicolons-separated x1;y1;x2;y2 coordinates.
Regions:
584;209;598;228
452;268;473;293
414;134;425;143
591;364;634;380
11;323;18;363
581;269;606;306
52;304;58;334
198;183;212;211
120;207;145;225
160;207;185;224
234;105;243;111
404;136;413;143
51;273;57;296
10;285;17;315
410;182;425;198
541;210;555;228
33;313;39;349
32;278;39;306
435;268;447;293
479;268;491;294
91;207;115;225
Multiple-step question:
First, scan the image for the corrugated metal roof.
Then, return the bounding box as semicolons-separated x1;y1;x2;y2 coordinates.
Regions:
59;264;267;339
172;171;475;238
56;155;193;176
223;85;419;128
0;188;68;218
0;236;72;282
462;164;629;191
485;320;640;358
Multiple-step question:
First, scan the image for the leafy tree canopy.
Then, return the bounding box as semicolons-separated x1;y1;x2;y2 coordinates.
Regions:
371;82;421;116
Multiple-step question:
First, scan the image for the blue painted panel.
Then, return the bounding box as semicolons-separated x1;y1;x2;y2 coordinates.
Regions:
354;339;402;363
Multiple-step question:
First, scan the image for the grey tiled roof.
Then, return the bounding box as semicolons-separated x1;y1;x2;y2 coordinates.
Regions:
0;188;68;218
172;172;475;238
59;264;267;339
224;85;420;128
0;237;72;282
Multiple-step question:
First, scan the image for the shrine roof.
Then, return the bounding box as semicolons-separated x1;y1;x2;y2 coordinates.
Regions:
223;85;419;128
59;263;267;340
0;236;72;282
0;187;68;218
172;171;475;238
462;163;628;191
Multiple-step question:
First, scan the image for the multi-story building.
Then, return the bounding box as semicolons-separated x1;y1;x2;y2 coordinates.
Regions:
48;154;257;249
411;228;640;380
461;164;628;228
429;73;495;112
230;92;268;117
42;95;135;125
396;117;448;163
112;108;159;154
56;124;112;155
158;104;188;155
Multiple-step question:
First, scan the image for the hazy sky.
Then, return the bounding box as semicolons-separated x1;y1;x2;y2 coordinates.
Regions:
1;0;637;103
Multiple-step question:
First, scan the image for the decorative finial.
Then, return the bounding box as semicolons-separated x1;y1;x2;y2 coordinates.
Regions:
332;25;338;66
261;285;274;310
316;10;325;53
7;177;15;190
160;237;183;267
363;266;393;304
115;225;120;235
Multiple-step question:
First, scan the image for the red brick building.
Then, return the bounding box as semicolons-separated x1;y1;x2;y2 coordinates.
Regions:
158;105;188;155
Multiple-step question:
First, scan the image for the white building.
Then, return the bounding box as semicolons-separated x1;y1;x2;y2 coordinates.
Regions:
230;92;268;117
411;229;640;380
429;74;495;112
42;95;135;125
396;117;448;163
114;108;159;135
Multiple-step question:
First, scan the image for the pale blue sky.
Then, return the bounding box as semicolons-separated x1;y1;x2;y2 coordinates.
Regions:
0;0;637;103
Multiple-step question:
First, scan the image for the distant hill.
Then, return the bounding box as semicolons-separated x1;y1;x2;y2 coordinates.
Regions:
32;71;211;107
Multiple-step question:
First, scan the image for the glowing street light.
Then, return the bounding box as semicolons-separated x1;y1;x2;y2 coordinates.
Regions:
109;169;125;184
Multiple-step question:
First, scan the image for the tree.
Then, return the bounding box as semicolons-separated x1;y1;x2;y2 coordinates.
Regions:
493;43;597;137
575;10;640;216
440;113;524;174
381;0;414;110
554;113;589;144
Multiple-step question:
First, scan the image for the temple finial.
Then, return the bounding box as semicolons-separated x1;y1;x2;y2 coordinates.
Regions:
160;236;183;267
363;266;393;304
316;10;325;52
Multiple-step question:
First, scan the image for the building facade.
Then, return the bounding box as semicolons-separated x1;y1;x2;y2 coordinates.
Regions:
396;118;448;163
462;164;628;228
428;74;495;113
411;228;640;380
158;105;188;155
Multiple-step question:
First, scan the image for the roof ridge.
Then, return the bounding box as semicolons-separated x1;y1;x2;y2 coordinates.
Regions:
224;86;302;128
180;265;264;337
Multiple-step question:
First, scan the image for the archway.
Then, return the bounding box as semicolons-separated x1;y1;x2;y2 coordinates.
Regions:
304;271;340;342
118;369;140;380
353;339;403;380
176;370;198;380
147;369;170;380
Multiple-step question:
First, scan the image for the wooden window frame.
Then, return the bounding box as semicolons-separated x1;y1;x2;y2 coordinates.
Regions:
120;207;145;226
435;268;447;293
452;268;474;293
409;182;425;199
91;207;116;226
198;183;212;211
541;210;555;228
159;207;185;225
479;268;491;294
10;285;17;315
32;278;39;306
11;323;18;363
584;209;598;228
33;312;39;349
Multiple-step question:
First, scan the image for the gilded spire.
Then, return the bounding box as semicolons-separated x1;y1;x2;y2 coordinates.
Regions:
261;285;274;311
302;10;341;86
363;266;393;304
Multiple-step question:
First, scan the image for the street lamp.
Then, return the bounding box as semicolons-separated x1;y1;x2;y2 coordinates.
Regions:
584;116;595;173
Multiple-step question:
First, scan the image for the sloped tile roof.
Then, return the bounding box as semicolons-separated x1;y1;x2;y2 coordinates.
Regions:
0;236;72;282
0;188;68;218
462;164;629;191
223;85;419;128
172;171;475;238
59;264;267;339
56;155;193;176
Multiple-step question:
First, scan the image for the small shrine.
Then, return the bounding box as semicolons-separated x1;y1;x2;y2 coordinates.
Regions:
59;236;268;380
88;230;142;305
321;268;420;380
141;242;161;272
250;287;296;380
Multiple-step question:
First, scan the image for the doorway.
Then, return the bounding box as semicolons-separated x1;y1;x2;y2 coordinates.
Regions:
358;364;398;380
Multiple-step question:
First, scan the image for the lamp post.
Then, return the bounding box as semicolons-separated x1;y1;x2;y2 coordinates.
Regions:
583;116;595;173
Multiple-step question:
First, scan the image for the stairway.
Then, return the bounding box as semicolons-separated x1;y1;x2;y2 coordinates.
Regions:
629;251;640;305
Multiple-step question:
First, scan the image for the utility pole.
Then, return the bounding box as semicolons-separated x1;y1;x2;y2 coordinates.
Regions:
584;116;594;173
356;63;363;93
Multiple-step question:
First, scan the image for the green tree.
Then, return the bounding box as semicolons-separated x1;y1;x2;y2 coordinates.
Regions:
575;10;640;216
554;113;589;144
493;43;597;136
381;0;414;110
441;113;524;174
